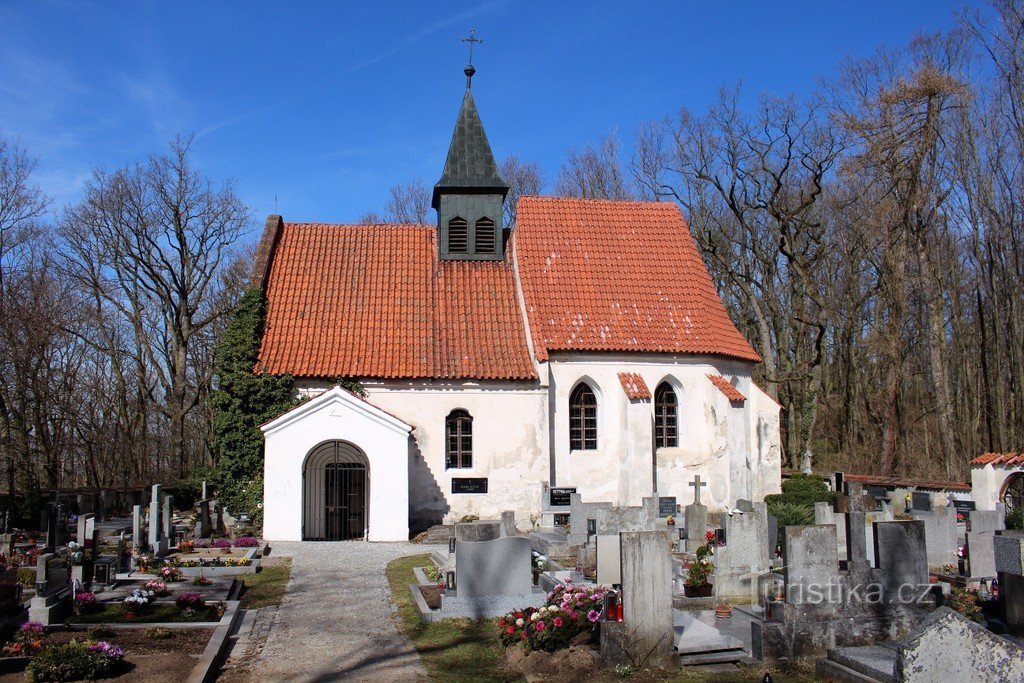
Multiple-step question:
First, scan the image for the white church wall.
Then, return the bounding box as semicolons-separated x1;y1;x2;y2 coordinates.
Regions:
261;387;412;542
296;379;549;529
750;383;783;500
547;353;777;512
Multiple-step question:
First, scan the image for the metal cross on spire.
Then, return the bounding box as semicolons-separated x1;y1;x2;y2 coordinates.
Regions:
461;28;483;88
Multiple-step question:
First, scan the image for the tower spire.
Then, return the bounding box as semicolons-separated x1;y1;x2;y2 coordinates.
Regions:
461;28;483;89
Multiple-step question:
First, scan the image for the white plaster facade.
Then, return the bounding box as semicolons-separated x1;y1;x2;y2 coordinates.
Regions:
275;352;782;538
972;462;1023;510
262;386;413;542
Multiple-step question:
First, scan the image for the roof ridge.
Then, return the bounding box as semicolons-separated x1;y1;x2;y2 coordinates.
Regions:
519;195;677;208
284;221;433;230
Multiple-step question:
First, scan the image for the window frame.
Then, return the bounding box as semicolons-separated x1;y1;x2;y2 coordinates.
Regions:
448;217;468;254
569;382;598;451
445;409;473;469
474;216;496;254
654;381;678;448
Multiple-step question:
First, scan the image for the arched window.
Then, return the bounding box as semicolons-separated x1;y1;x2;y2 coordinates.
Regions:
448;217;468;254
569;383;598;451
446;409;473;468
654;382;678;448
474;217;495;254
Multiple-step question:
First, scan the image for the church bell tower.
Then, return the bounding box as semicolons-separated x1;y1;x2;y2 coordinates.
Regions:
433;33;508;261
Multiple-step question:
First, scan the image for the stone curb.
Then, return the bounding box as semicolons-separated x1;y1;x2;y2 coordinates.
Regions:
186;600;242;683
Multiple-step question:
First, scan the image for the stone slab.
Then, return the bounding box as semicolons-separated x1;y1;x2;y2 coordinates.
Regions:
827;645;898;683
714;503;770;602
595;505;651;535
596;535;620;586
994;533;1024;575
454;521;501;542
783;525;839;605
968;531;998;578
673;610;744;654
969;508;1004;534
874;521;928;601
620;531;674;669
454;535;531;598
897;607;1024;682
910;507;957;569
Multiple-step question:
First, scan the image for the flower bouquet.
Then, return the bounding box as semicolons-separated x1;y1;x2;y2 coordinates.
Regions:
176;591;207;620
122;588;155;617
143;579;170;596
2;622;46;656
74;590;97;615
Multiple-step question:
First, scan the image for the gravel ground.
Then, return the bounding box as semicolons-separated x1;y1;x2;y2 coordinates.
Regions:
250;541;429;682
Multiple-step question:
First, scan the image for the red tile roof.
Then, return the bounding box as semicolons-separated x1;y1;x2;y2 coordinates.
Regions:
514;197;760;363
971;452;1024;467
708;374;746;402
843;473;971;493
256;222;536;380
617;372;651;400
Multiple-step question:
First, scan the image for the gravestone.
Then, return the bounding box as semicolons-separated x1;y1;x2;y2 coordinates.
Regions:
455;536;532;598
814;501;848;561
683;501;708;553
148;485;163;555
131;505;144;551
77;513;95;549
595;505;651;535
967;509;1004;579
161;494;174;548
874;520;928;601
500;510;516;537
995;532;1024;634
454;520;501;542
735;499;755;513
783;524;840;605
202;480;209;500
567;494;612;546
28;551;72;624
714;502;771;602
618;531;674;669
657;496;677;518
767;514;779;558
896;607;1024;682
196;500;212;539
845;512;869;571
689;474;706;505
596;534;621;586
910;507;957;569
970;507;1005;534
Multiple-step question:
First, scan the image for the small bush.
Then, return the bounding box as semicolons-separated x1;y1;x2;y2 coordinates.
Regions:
1006;507;1024;531
766;501;815;527
211;539;232;549
232;536;260;548
459;514;479;523
25;640;122;682
145;627;175;640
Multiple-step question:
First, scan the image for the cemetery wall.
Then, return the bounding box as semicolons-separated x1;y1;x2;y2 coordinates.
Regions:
971;461;1020;511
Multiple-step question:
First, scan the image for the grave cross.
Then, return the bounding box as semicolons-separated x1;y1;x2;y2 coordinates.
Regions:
689;475;706;505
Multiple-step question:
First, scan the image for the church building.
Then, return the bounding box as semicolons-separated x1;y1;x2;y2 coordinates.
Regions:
256;64;782;542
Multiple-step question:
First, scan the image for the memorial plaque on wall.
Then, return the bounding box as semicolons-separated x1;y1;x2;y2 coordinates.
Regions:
452;478;488;494
658;497;677;517
549;487;576;508
911;491;932;511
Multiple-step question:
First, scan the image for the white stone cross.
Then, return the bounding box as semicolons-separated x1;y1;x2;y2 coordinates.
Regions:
689;475;706;506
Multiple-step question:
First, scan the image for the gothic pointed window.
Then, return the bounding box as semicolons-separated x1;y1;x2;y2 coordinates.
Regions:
569;383;598;451
654;382;678;448
448;217;468;254
474;217;495;254
446;409;473;468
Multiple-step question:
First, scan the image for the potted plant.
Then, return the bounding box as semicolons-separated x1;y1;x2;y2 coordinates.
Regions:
684;531;715;597
666;515;676;526
531;553;547;586
714;602;733;618
122;588;155;618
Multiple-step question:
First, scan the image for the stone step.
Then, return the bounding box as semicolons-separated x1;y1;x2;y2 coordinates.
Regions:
815;657;886;683
677;648;750;666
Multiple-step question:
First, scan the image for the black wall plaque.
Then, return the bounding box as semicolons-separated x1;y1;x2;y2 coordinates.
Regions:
911;491;933;511
658;497;677;517
549;487;576;508
452;478;488;494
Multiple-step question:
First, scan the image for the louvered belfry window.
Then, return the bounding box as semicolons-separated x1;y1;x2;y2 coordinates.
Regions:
569;383;598;451
654;382;678;448
446;409;473;468
448;217;468;253
475;217;495;254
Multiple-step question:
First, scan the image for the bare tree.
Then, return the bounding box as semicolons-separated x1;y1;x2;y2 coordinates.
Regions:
499;155;544;227
384;179;431;224
555;132;635;200
61;135;251;478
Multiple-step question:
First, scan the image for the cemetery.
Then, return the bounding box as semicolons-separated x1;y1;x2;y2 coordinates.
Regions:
0;481;272;681
391;473;1024;681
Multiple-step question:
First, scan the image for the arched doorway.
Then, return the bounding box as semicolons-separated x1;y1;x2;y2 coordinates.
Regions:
303;441;368;541
1001;472;1024;518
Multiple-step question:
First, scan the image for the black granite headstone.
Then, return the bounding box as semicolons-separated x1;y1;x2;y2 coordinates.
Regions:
658;497;677;517
549;487;576;508
911;491;932;511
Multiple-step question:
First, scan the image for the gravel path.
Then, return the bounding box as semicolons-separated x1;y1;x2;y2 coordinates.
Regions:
254;541;430;682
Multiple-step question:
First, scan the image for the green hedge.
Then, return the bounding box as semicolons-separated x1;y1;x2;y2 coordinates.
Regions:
765;473;836;530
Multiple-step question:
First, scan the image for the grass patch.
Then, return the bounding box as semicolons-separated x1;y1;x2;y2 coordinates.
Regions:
70;603;216;624
386;554;520;683
239;556;292;609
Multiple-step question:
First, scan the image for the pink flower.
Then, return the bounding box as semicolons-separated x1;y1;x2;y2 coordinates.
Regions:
553;617;563;627
570;611;578;620
536;621;546;631
587;610;600;622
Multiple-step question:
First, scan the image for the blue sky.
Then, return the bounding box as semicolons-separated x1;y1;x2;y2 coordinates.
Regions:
1;1;977;238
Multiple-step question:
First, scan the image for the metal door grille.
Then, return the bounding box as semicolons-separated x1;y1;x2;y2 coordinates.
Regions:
303;442;368;541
